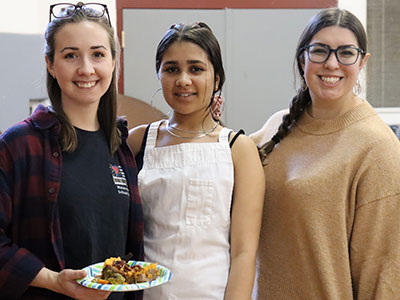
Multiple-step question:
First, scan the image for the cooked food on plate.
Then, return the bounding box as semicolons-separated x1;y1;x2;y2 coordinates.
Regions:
93;257;160;285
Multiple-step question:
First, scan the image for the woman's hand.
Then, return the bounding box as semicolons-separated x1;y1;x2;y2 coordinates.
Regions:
31;267;111;300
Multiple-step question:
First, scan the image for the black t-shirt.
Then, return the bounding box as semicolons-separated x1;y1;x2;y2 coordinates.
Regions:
58;127;130;298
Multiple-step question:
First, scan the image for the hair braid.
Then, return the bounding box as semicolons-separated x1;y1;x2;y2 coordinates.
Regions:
258;89;311;162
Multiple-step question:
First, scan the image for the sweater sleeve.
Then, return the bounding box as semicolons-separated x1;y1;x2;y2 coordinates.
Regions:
350;136;400;299
0;131;44;298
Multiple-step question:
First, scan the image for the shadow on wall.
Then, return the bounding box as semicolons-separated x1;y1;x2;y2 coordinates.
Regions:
117;94;166;130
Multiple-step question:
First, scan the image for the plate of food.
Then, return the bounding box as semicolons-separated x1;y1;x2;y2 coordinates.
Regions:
77;257;172;292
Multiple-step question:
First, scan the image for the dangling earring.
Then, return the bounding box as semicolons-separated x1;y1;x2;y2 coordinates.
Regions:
353;79;361;95
210;91;224;121
301;77;308;92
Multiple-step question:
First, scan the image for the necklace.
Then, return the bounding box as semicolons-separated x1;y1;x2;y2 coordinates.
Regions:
165;119;218;139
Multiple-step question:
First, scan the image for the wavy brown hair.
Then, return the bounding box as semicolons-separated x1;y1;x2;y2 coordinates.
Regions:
45;2;121;154
258;8;368;162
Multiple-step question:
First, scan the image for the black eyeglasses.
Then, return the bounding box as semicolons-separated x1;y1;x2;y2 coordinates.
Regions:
49;3;111;26
301;43;365;65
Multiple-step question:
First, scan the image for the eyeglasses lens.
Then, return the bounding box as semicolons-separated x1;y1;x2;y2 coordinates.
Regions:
336;47;359;64
51;4;76;18
81;4;105;17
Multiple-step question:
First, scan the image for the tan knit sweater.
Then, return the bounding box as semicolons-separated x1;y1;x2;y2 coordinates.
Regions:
251;101;400;299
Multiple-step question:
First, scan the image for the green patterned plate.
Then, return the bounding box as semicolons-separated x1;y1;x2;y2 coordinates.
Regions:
76;260;172;292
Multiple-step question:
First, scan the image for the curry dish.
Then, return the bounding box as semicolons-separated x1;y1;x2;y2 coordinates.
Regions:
93;257;159;285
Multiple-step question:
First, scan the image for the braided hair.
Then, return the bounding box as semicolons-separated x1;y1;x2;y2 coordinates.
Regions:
258;8;367;162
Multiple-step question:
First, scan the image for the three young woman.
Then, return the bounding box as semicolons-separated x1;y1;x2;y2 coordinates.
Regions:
2;3;398;300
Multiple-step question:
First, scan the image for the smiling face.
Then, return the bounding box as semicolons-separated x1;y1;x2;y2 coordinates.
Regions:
158;41;219;118
46;21;115;111
301;26;369;105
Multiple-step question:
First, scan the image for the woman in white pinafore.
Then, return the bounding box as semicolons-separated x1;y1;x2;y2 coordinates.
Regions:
139;120;233;299
128;22;265;300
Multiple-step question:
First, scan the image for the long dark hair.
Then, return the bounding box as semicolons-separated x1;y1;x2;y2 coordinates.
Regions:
258;8;368;162
45;2;121;154
155;22;225;102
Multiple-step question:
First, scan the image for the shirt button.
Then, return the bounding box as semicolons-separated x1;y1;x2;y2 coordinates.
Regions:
52;152;59;158
48;187;55;194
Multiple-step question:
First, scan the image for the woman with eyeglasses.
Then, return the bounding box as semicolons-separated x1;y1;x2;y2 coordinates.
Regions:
251;8;400;299
0;3;143;300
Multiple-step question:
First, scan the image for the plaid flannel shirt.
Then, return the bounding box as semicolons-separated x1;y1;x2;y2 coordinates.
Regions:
0;105;144;299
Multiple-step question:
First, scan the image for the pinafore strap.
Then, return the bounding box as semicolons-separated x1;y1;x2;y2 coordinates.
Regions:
145;120;164;149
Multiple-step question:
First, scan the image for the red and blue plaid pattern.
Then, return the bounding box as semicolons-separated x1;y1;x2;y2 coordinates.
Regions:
0;105;143;299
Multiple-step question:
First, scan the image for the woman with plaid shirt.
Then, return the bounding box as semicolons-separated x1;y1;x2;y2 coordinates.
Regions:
0;3;143;300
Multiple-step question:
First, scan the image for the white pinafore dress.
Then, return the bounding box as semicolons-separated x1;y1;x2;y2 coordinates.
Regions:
139;120;234;300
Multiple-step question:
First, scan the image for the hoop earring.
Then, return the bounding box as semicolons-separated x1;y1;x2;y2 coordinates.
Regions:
301;77;308;92
150;87;171;116
150;88;162;107
353;79;361;95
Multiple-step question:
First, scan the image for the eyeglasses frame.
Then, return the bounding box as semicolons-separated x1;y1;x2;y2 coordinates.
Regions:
49;2;111;26
301;43;365;65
